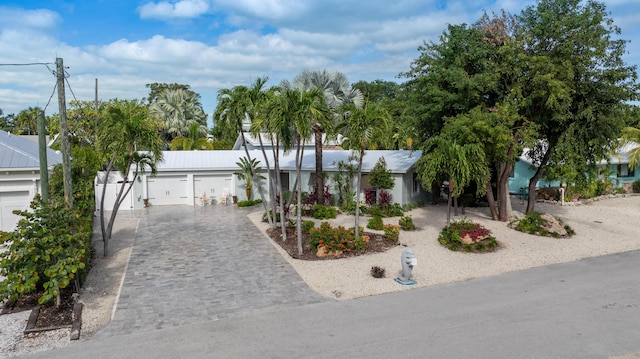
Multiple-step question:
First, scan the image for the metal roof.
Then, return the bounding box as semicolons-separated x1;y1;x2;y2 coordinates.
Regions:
0;130;63;169
155;149;422;173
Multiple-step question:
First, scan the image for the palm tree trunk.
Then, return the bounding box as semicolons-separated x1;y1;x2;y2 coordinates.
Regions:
314;126;324;205
446;177;454;225
240;128;274;227
296;140;305;255
354;150;364;241
257;134;278;224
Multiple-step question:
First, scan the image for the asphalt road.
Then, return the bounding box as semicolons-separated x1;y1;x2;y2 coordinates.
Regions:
25;249;640;359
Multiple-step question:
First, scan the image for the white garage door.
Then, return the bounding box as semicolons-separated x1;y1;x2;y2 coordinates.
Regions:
147;175;188;206
0;191;31;232
194;175;232;202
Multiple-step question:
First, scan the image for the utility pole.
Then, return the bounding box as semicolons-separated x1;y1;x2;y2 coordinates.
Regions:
56;57;73;209
95;78;98;143
37;110;49;201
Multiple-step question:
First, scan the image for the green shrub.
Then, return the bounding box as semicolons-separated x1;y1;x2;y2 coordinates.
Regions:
633;180;640;193
367;204;383;217
312;204;337;220
261;209;281;223
398;216;415;230
508;211;547;235
367;216;384;230
0;196;92;305
508;211;575;237
302;220;315;234
238;199;263;207
438;218;498;253
384;203;405;217
341;201;366;215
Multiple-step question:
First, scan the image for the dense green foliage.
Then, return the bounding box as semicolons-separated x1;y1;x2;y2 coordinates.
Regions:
404;0;639;215
366;215;384;230
0;197;92;305
0;144;98;306
369;157;394;190
312;204;338;220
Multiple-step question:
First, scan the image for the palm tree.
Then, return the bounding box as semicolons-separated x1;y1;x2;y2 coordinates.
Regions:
218;79;275;226
235;157;265;200
282;87;330;254
415;136;490;224
149;88;207;143
285;70;364;205
338;102;392;240
97;99;164;255
14;106;42;135
169;122;213;150
621;126;640;170
255;86;296;238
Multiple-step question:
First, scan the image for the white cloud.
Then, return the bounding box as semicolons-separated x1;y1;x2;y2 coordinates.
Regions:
0;7;61;30
138;0;211;20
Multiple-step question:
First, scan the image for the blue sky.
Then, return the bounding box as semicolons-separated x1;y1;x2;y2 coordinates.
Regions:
1;0;638;124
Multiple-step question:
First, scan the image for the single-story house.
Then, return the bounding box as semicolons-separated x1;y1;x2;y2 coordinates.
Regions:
95;149;427;211
510;142;640;195
508;154;558;196
600;142;640;191
0;130;63;231
232;133;343;151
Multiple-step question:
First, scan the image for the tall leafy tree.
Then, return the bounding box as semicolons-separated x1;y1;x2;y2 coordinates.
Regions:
285;70;364;205
518;0;639;212
403;11;527;217
96;99;164;256
338;102;392;240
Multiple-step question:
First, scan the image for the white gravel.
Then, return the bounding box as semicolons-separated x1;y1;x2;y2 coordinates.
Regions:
2;196;639;357
250;195;640;301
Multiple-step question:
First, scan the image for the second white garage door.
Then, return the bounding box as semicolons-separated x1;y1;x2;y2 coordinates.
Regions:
194;175;232;203
147;175;189;206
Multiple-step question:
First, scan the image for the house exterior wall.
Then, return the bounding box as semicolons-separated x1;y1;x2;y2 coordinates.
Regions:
603;163;639;191
508;160;559;195
274;169;423;206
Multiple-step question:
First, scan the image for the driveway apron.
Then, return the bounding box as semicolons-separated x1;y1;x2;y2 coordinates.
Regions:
98;204;326;336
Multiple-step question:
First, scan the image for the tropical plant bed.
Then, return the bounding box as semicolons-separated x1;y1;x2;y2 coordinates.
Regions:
438;218;500;253
267;227;398;260
1;287;77;331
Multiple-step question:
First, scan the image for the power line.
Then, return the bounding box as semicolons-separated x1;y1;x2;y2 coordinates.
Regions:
43;82;58;114
0;62;53;66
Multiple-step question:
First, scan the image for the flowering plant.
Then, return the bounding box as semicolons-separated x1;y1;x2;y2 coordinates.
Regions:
383;223;400;242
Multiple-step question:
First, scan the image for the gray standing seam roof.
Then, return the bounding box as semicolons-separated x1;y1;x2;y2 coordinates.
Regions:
155;150;422;173
0;130;63;169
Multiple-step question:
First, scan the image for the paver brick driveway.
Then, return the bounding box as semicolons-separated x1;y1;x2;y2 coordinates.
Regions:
98;204;326;336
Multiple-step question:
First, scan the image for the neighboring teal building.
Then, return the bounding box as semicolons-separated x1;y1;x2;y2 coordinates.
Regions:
600;142;640;192
508;156;558;196
509;142;640;195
